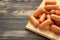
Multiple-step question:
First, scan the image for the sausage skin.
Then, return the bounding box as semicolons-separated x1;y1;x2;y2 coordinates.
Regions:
39;19;52;29
39;13;46;23
55;10;60;16
50;10;55;14
43;8;50;14
45;0;56;5
51;14;60;22
45;5;58;10
50;25;60;35
29;16;39;27
47;14;51;19
34;8;43;18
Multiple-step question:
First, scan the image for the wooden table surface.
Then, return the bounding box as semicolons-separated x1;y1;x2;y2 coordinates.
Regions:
0;0;50;40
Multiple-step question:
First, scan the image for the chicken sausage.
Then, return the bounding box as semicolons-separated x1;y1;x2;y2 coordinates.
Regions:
34;8;43;18
39;19;52;29
39;13;46;23
45;5;58;10
45;0;56;5
29;16;39;27
55;10;60;16
51;14;60;22
50;25;60;35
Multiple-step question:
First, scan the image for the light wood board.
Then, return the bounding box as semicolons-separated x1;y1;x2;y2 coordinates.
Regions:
26;0;60;40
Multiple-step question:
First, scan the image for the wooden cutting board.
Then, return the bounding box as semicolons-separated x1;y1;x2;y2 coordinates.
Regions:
26;0;60;40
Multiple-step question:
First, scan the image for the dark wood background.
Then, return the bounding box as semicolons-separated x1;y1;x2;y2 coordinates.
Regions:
0;0;50;40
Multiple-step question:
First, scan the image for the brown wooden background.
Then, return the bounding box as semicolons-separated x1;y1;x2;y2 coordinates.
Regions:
0;0;50;40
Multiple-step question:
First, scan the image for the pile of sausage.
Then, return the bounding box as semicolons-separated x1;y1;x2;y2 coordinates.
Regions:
29;0;60;35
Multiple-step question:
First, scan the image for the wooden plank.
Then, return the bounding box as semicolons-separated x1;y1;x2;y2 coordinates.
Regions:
26;0;60;40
